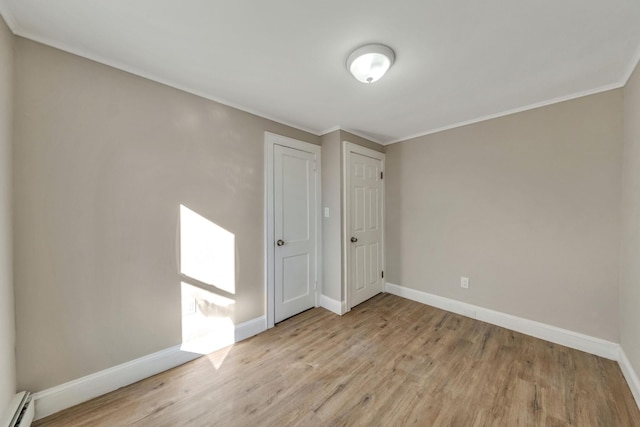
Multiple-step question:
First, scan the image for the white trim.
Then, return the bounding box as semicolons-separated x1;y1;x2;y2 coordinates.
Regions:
342;142;385;311
234;315;267;342
318;126;385;146
33;346;200;421
320;294;345;315
264;136;275;328
340;128;385;146
384;282;619;360
318;125;341;136
264;132;322;328
383;82;623;145
33;316;266;421
619;347;640;410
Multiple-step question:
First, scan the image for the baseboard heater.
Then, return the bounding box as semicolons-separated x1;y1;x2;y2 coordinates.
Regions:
2;392;34;427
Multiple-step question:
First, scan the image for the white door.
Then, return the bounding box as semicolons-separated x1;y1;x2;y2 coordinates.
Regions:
345;144;384;308
273;143;318;323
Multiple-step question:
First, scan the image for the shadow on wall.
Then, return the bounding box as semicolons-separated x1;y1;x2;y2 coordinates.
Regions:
179;204;236;367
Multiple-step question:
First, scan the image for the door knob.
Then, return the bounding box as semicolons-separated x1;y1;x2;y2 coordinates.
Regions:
276;239;285;246
351;237;358;243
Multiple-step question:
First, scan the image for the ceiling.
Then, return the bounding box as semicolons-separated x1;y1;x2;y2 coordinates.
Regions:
1;0;639;144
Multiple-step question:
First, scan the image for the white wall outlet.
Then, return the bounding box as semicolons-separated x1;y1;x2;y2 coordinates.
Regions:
183;297;197;315
461;276;470;289
324;207;330;218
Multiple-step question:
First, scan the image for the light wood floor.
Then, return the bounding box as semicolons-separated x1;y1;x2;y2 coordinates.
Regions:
34;294;640;426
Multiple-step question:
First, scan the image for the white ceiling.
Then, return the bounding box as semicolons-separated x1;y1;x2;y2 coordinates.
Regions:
1;0;639;144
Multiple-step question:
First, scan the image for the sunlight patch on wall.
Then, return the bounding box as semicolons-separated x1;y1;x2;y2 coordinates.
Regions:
180;282;235;357
180;204;235;294
179;204;237;364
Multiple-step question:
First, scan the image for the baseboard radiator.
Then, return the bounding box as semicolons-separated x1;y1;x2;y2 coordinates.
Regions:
2;392;34;427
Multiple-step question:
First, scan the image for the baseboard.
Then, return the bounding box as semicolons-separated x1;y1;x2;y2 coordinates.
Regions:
234;315;267;342
385;283;619;360
33;315;267;421
320;294;344;315
32;346;200;421
619;348;640;409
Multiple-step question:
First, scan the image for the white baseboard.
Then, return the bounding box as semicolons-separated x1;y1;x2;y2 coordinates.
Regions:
32;346;200;421
385;282;619;360
619;348;640;409
33;315;267;421
320;294;345;315
234;315;267;342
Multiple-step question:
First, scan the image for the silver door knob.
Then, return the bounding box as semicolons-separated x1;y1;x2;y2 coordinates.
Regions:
350;237;358;243
277;239;285;246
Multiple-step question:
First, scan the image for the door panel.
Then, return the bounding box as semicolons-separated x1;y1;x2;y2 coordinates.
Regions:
348;150;384;308
369;188;379;229
355;245;366;290
282;254;310;302
281;154;310;241
355;186;365;232
274;144;317;322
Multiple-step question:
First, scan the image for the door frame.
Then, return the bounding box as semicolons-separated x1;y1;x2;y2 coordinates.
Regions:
342;141;385;311
265;132;322;328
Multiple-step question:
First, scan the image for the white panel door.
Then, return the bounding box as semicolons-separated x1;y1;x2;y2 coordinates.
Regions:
274;144;317;322
347;149;384;308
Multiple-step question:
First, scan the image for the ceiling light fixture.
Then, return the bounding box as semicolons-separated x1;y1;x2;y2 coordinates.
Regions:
346;44;395;84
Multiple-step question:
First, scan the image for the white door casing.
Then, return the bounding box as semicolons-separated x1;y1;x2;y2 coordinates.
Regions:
265;133;321;327
343;142;385;309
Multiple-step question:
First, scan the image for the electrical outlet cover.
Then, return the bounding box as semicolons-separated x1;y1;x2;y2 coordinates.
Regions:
461;276;470;289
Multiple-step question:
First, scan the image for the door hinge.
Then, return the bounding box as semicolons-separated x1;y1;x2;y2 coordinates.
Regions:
380;171;383;179
314;281;317;290
381;271;384;278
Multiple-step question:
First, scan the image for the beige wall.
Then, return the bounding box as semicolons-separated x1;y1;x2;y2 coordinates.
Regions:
13;38;319;392
621;60;640;374
0;14;16;415
320;130;342;301
320;130;383;303
386;90;623;341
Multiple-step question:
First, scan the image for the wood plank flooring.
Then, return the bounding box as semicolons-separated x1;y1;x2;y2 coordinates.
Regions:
34;294;640;426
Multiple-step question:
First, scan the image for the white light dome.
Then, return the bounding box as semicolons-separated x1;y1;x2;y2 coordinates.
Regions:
346;44;395;84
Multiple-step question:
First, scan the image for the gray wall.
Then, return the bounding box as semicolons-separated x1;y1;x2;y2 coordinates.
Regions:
621;61;640;374
386;90;623;341
0;13;16;416
321;130;383;303
13;38;319;392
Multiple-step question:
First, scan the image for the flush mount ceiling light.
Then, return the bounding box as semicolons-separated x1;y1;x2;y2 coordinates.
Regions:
346;44;395;84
